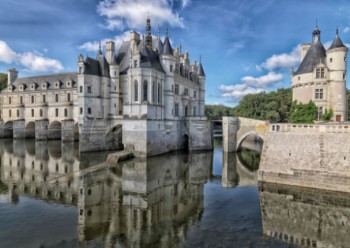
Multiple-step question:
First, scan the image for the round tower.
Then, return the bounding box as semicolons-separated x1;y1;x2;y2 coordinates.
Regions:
326;27;348;121
198;56;206;116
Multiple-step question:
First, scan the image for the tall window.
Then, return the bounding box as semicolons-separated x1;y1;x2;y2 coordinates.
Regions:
315;89;324;99
170;65;173;72
174;84;179;95
80;108;83;114
87;86;92;93
143;80;148;102
174;103;179;116
31;109;34;117
64;108;68;117
80;86;83;93
40;109;43;117
152;82;156;103
184;88;189;96
17;110;19;117
158;83;161;103
134;80;138;102
55;108;59;117
43;95;46;103
87;108;91;114
316;68;325;78
9;110;11;117
67;93;71;102
194;91;197;99
31;96;34;103
20;96;23;104
193;107;196;116
9;97;11;104
55;94;58;102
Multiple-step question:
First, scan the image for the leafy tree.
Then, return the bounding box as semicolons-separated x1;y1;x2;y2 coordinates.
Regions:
289;100;317;123
0;73;7;91
321;108;333;121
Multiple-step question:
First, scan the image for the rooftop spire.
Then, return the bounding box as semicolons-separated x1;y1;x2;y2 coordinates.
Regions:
336;26;339;35
312;21;321;43
145;16;152;48
162;28;173;55
198;55;205;77
329;26;347;50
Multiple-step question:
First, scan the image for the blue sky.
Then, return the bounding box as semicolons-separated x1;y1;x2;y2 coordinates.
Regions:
1;0;350;106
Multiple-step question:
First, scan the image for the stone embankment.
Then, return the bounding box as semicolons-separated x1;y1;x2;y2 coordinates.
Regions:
258;123;350;192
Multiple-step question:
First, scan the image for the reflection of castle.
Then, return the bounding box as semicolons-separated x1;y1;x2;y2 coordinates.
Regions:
78;152;212;247
259;182;350;247
0;140;212;247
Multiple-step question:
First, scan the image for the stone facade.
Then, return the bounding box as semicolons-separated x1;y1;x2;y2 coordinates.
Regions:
0;18;212;157
258;123;350;192
291;25;348;121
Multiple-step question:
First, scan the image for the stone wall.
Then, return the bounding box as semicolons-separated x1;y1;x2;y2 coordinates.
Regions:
259;123;350;192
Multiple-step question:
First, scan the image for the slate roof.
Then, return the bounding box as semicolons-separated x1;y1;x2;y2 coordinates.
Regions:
162;36;173;55
139;41;165;73
198;63;205;77
295;40;326;75
4;72;78;92
329;34;347;50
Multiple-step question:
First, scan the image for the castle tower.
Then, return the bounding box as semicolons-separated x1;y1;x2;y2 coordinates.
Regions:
198;56;206;116
145;16;153;49
326;27;348;121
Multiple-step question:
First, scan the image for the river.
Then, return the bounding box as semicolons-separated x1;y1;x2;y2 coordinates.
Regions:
0;138;348;247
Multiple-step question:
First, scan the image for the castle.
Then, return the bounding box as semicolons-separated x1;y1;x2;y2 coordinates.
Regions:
0;18;212;157
291;25;348;121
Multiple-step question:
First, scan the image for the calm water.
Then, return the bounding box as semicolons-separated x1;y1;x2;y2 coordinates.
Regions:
0;138;348;247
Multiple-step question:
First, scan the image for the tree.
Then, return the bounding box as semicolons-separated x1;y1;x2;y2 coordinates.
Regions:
321;108;333;121
0;73;7;91
289;100;317;123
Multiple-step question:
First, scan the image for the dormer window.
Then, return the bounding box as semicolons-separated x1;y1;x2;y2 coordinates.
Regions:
30;82;37;90
66;80;73;88
42;82;47;89
316;68;325;78
54;81;61;89
8;85;13;92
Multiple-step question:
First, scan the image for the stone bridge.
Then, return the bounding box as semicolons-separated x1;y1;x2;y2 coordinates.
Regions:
222;117;269;152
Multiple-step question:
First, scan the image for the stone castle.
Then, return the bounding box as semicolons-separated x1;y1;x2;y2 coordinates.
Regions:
291;25;348;121
0;18;212;157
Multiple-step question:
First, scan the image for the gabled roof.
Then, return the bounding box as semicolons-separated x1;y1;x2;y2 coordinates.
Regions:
295;40;326;75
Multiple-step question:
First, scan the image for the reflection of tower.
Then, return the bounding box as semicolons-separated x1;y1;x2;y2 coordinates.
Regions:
259;182;350;247
222;152;239;188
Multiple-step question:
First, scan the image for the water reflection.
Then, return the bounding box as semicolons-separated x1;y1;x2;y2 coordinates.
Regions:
259;182;350;247
0;139;213;247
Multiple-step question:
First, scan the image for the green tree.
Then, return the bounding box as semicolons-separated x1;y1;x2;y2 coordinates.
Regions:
0;73;7;91
321;108;333;121
289;100;317;123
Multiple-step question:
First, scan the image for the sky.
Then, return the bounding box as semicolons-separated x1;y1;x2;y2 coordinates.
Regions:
1;0;350;106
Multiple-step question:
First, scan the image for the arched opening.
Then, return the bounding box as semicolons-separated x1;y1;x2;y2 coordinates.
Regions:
74;123;79;141
48;121;62;140
181;134;189;150
3;121;13;138
237;133;264;172
25;121;35;139
105;124;123;150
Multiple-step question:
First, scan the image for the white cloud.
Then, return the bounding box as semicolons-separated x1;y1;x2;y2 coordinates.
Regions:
344;27;350;33
0;40;63;72
257;45;300;71
0;41;17;63
181;0;191;8
219;72;283;101
228;41;245;53
19;52;63;72
220;83;265;99
79;31;131;52
97;0;185;31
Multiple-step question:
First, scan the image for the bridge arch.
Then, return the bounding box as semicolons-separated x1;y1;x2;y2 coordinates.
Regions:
25;121;35;139
3;121;13;138
105;124;123;150
237;131;264;152
48;121;62;140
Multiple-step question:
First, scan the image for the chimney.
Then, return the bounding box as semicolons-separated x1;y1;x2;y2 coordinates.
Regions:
7;68;18;85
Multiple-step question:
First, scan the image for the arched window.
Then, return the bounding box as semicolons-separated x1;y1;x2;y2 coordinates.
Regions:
152;82;156;103
143;80;148;102
134;80;138;102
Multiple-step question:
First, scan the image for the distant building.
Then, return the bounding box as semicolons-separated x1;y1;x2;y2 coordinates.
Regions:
0;18;212;156
291;25;348;121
